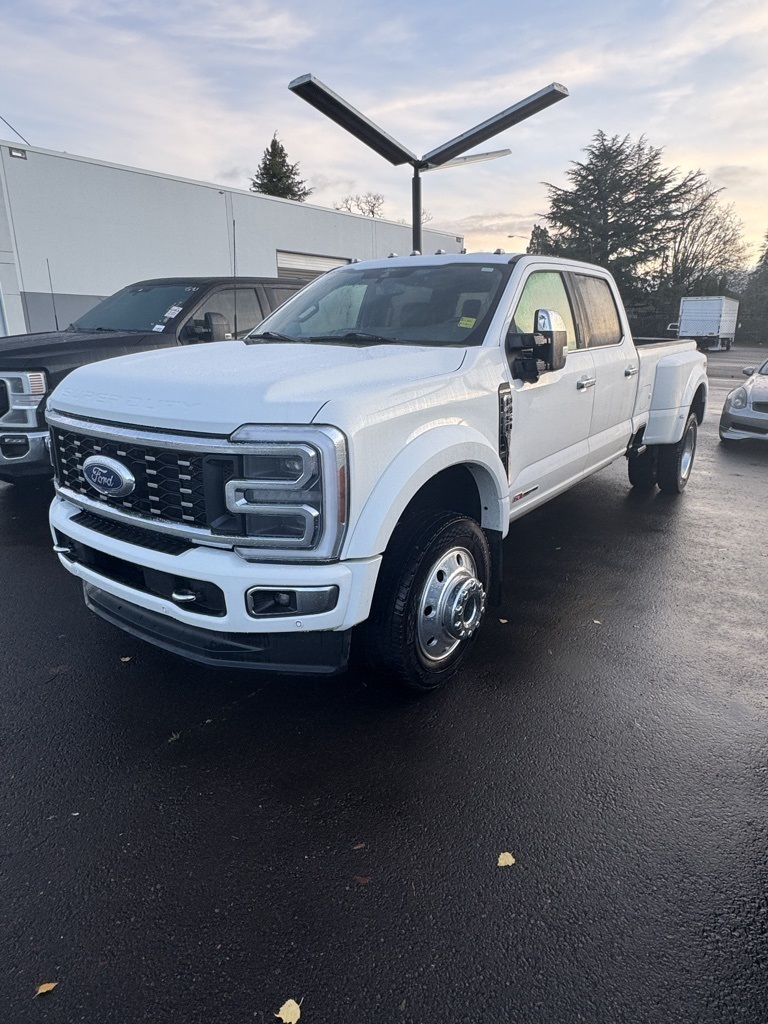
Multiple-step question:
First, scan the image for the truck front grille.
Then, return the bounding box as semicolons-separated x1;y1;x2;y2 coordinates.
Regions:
52;427;210;527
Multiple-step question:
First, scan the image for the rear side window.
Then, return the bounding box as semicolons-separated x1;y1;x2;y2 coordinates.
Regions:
571;275;623;347
510;271;578;351
264;285;302;313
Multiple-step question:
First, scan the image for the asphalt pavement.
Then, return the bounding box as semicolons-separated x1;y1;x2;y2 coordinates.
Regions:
1;349;766;1023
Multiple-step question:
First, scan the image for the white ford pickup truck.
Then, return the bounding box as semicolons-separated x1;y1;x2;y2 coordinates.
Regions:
47;254;707;691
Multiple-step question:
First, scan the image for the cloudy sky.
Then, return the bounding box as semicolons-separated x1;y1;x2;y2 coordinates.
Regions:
2;0;767;257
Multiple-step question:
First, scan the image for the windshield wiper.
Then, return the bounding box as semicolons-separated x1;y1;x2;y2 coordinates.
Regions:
309;331;395;344
247;330;300;344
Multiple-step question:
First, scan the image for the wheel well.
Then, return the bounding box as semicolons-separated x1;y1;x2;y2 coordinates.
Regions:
691;383;706;424
398;465;482;526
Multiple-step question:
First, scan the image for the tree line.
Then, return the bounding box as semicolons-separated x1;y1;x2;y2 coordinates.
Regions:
528;130;767;342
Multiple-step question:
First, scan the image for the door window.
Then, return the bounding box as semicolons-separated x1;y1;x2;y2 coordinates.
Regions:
570;275;623;347
511;272;578;350
179;287;265;343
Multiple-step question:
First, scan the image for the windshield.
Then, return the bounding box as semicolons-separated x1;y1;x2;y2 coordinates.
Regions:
246;262;512;347
759;360;768;375
72;281;202;332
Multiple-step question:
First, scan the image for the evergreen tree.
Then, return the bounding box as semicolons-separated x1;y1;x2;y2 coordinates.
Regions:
526;224;555;255
250;133;313;201
542;131;707;299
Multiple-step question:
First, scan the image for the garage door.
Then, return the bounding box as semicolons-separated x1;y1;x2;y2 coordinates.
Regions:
276;251;350;283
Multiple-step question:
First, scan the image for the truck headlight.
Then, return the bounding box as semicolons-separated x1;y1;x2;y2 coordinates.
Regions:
726;387;748;410
0;371;48;427
227;427;348;560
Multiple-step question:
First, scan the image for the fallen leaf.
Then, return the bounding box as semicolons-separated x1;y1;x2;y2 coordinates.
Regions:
499;618;508;624
353;843;365;850
168;732;181;743
593;619;602;625
354;875;372;885
275;997;302;1023
35;982;58;997
120;656;131;663
497;852;516;867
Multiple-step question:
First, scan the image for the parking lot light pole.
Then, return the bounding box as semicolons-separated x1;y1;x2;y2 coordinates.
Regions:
288;74;568;253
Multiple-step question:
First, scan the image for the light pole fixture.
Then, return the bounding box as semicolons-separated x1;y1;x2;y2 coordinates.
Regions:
289;74;568;253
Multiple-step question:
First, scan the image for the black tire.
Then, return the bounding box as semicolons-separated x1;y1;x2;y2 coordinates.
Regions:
657;412;698;494
360;510;490;692
628;447;658;490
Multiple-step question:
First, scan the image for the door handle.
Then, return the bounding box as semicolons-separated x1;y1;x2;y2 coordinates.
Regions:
577;377;597;390
625;366;639;377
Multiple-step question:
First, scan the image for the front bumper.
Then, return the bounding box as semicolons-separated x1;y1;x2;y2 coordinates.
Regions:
84;584;351;673
0;430;52;477
50;495;382;671
719;407;768;440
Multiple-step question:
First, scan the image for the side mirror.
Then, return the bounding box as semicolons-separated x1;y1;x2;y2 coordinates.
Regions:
203;311;231;342
504;330;539;383
534;309;567;371
743;367;755;377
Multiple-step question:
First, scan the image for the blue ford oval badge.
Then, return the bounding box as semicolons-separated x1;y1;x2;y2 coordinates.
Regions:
82;455;136;498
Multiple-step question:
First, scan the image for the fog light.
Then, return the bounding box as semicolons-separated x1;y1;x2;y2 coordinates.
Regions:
246;586;339;618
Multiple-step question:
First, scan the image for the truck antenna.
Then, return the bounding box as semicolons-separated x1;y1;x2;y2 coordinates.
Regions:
46;258;60;330
232;217;238;338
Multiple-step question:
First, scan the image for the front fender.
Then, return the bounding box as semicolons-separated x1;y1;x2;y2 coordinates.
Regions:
342;426;510;560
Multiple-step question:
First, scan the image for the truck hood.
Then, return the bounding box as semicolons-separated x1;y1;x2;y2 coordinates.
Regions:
0;329;162;386
48;340;467;433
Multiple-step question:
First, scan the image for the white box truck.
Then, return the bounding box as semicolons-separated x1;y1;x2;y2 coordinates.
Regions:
668;296;739;351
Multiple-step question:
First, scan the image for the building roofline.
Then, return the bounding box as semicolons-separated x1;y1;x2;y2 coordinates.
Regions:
0;138;462;242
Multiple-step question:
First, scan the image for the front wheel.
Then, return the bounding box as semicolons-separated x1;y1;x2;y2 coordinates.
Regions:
657;412;698;493
360;510;491;692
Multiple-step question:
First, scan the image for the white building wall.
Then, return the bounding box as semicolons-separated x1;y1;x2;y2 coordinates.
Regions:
0;142;462;335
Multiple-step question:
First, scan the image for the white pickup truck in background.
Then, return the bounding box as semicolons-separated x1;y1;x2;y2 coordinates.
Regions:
47;254;707;691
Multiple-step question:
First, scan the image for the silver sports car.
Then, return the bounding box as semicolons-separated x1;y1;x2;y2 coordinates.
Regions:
720;358;768;442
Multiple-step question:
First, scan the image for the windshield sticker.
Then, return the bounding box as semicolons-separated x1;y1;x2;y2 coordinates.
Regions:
459;317;476;328
164;305;183;319
152;324;165;332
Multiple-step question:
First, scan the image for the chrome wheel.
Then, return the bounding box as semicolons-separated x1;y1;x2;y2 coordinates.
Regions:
416;546;486;663
658;412;698;494
680;424;696;480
